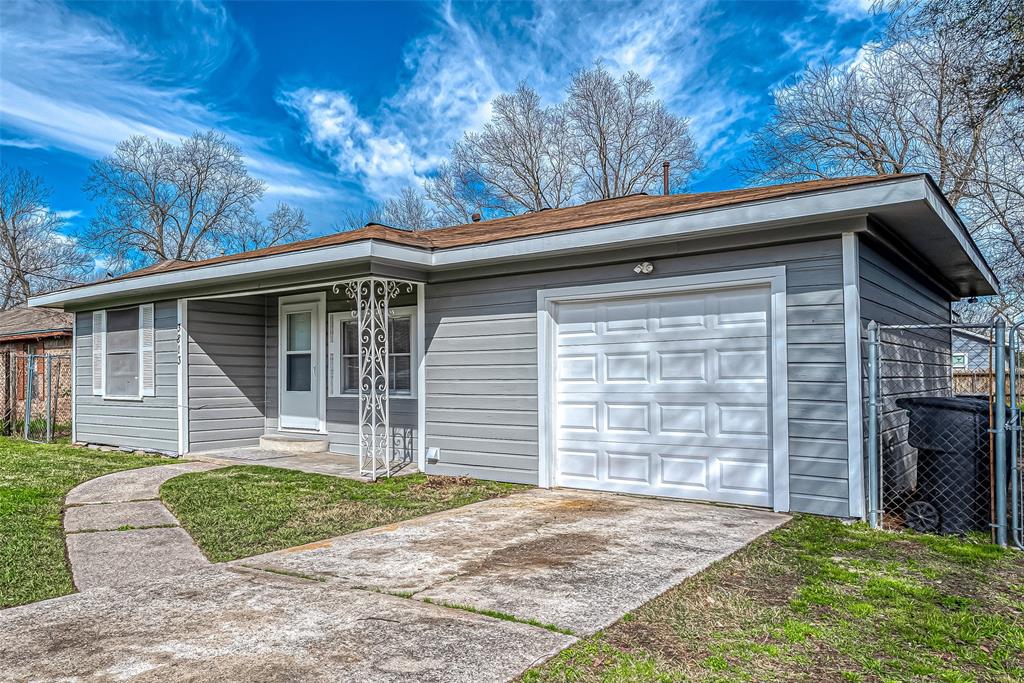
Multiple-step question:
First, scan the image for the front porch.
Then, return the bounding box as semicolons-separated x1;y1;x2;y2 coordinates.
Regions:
180;276;425;480
193;445;419;479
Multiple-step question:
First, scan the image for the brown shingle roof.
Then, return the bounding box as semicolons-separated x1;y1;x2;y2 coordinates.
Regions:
0;306;73;341
90;174;916;286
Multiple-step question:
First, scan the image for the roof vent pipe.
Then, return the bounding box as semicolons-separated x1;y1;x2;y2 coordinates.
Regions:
662;161;670;195
471;212;482;222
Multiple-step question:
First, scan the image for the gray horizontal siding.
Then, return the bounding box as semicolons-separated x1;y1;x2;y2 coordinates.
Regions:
859;237;952;498
188;296;267;452
74;301;179;453
424;238;852;512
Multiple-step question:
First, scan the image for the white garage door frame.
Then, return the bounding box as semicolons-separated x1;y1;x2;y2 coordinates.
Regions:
536;266;791;513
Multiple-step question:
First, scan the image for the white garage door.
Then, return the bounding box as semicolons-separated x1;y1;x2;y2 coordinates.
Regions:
554;285;773;506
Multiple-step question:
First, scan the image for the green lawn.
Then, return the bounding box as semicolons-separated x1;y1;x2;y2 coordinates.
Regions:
161;465;529;562
0;437;167;608
524;516;1024;683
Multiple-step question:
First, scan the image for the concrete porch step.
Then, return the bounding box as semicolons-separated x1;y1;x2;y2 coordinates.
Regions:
259;432;330;454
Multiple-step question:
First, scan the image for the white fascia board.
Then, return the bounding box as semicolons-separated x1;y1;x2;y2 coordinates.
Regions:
430;177;927;268
33;176;986;308
920;181;999;292
29;241;432;308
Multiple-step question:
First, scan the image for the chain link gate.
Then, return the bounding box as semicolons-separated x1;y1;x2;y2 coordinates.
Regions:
0;352;73;442
866;320;1022;548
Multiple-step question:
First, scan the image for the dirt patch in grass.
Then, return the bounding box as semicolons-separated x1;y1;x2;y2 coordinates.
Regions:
523;516;1024;683
161;466;529;562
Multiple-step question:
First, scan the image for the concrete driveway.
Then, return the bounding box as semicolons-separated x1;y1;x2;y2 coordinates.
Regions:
0;489;786;682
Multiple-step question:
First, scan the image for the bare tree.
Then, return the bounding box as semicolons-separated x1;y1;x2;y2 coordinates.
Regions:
84;131;309;270
225;203;311;254
886;0;1024;115
566;65;701;200
426;65;701;221
424;160;500;226
453;84;576;213
0;165;92;309
743;9;1023;319
343;187;439;231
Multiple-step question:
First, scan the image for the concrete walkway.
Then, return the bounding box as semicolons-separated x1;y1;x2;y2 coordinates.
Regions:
62;462;224;590
2;486;787;682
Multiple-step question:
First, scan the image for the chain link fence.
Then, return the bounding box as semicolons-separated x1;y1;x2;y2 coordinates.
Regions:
866;321;1023;547
0;351;73;442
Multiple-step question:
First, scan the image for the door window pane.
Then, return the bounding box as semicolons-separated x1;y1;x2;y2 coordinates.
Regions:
287;312;312;351
286;354;312;391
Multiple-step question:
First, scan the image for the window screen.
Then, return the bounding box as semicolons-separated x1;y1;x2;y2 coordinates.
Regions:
106;306;140;397
341;315;412;394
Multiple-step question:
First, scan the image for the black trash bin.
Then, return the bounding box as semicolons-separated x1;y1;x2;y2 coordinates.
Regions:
894;397;995;534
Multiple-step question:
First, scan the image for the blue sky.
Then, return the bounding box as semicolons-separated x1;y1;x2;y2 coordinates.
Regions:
0;0;881;238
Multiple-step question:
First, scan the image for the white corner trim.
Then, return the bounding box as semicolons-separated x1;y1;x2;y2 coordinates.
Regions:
177;299;189;455
842;233;866;519
535;266;791;511
416;283;427;473
70;313;77;444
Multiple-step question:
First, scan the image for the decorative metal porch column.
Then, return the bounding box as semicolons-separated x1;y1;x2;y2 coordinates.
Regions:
335;278;412;479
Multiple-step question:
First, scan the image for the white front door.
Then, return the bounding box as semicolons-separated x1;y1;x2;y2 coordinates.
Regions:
280;300;321;431
553;285;773;507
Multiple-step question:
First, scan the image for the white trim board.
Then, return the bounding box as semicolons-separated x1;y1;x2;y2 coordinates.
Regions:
842;233;866;519
536;266;791;513
177;299;189;455
70;313;77;444
29;176;996;309
416;283;427;472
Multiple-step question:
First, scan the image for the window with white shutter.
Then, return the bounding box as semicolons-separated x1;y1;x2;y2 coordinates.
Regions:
140;303;155;396
92;310;105;395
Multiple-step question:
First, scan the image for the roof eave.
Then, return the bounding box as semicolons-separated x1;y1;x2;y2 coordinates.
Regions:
28;175;997;307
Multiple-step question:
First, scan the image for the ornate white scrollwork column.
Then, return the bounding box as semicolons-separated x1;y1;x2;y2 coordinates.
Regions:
334;277;413;479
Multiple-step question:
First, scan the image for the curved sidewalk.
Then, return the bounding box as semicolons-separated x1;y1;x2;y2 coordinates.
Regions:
62;461;224;591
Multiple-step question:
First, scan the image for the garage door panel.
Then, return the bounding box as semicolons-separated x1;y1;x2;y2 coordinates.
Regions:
556;327;768;347
554;285;773;507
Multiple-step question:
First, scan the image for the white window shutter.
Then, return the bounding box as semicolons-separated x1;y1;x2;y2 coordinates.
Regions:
140;304;155;396
92;310;105;395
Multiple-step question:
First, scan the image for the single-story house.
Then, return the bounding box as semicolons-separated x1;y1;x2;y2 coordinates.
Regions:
29;174;998;518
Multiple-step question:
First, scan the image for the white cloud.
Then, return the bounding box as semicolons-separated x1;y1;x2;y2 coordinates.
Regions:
279;0;766;196
0;137;48;150
54;210;81;220
822;0;874;23
0;1;340;209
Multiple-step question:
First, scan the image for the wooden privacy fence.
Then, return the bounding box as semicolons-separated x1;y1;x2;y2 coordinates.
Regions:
953;369;1024;402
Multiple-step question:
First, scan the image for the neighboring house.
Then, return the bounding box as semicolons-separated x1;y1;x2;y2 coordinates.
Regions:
0;306;74;433
29;174;998;519
952;328;992;371
0;306;73;353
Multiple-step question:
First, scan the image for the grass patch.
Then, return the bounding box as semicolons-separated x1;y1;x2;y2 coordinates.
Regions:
523;515;1024;683
420;596;576;635
0;437;168;608
160;465;529;562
